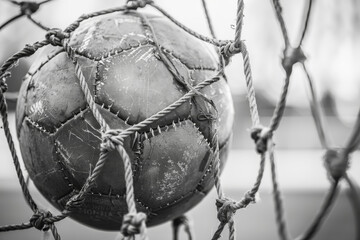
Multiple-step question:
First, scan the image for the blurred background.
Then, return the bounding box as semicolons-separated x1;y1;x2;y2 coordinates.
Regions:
0;0;359;239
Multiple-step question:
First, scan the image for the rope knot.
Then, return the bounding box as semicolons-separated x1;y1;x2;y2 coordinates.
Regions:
0;72;11;93
30;210;52;231
282;46;306;75
251;126;272;154
215;198;237;223
243;191;256;205
45;28;69;46
101;129;123;151
126;0;153;10
220;41;243;64
324;149;349;181
120;212;147;236
66;193;86;209
20;1;40;15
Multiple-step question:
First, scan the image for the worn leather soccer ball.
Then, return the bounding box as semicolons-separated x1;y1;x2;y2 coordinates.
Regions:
16;11;234;230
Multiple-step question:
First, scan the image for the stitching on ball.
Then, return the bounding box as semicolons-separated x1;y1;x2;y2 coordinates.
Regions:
27;48;64;77
23;106;89;135
24;116;53;135
54;140;77;191
151;136;231;212
195;135;231;193
96;102;133;126
73;37;151;61
158;45;218;71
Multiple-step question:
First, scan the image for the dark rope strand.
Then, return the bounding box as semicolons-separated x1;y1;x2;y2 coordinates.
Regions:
0;222;32;232
0;92;38;212
298;0;314;46
26;15;50;31
64;6;127;33
269;140;291;240
302;63;329;148
269;74;290;132
172;216;194;240
117;74;221;140
49;222;61;240
38;0;55;5
0;40;49;75
272;0;290;48
294;181;339;240
149;2;225;47
343;107;360;155
344;175;360;240
0;13;23;31
201;0;216;38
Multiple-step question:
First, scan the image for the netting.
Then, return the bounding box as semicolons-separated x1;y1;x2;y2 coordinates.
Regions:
0;0;359;240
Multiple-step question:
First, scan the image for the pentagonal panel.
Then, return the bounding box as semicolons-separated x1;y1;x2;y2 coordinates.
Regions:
191;70;234;146
54;108;135;195
96;45;191;126
69;12;147;59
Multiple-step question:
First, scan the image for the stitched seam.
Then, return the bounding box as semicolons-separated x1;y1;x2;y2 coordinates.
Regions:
27;48;64;77
73;39;152;61
23;106;89;135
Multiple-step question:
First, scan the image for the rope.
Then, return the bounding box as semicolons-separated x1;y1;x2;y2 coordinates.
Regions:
0;0;54;31
269;139;291;240
344;175;360;240
234;0;244;48
149;2;226;47
201;0;216;39
298;0;314;46
301;63;329;149
294;181;339;240
172;215;194;240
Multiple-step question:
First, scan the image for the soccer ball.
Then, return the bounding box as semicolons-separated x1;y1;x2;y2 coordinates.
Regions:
16;11;234;230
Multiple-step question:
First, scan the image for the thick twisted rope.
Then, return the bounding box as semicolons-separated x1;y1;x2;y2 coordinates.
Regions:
0;38;63;239
62;36;148;239
268;139;291;240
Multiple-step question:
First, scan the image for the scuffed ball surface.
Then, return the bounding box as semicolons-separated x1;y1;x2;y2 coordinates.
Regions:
16;11;234;230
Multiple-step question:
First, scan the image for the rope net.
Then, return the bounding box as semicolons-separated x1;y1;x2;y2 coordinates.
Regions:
0;0;359;239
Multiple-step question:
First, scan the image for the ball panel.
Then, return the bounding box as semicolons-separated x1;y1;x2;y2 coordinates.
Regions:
57;190;129;231
21;53;97;132
16;75;30;136
69;12;147;59
19;118;73;202
148;190;205;226
54;108;137;196
27;46;64;76
96;45;191;126
134;120;212;208
197;135;232;194
191;72;234;145
148;16;218;69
